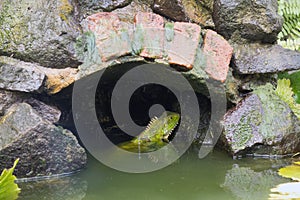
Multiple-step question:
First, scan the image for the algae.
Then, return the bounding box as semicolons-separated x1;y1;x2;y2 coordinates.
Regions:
58;0;73;21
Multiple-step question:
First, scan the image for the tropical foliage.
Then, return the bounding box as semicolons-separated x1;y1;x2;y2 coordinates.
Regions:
0;159;20;200
275;78;300;119
277;0;300;51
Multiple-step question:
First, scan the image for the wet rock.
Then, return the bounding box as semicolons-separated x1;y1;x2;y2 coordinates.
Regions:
112;0;153;23
0;90;25;116
0;56;45;92
78;0;132;17
22;98;61;124
42;67;78;94
202;30;233;82
0;0;81;68
221;84;300;156
213;0;283;43
152;0;214;27
0;103;87;178
0;56;77;94
232;43;300;74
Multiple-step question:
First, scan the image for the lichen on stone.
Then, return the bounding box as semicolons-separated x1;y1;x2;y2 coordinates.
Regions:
75;31;102;68
58;0;73;21
165;22;174;42
131;24;145;55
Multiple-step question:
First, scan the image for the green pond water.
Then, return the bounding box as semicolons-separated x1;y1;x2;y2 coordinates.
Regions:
18;148;293;200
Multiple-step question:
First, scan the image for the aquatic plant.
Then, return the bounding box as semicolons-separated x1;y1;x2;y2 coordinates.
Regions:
277;0;300;51
0;159;20;200
275;78;300;119
269;161;300;199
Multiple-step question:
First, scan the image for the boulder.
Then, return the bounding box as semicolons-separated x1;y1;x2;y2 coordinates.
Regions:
0;56;77;94
0;57;45;93
232;43;300;74
0;0;81;68
78;0;132;17
152;0;214;27
220;84;300;156
0;103;87;178
213;0;283;43
0;90;25;116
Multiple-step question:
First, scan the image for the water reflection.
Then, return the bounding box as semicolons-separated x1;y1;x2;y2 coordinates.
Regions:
19;149;295;200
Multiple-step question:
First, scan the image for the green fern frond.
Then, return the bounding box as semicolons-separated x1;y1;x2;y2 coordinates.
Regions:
275;78;300;119
278;0;300;51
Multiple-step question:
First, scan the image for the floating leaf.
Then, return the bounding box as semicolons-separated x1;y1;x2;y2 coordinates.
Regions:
0;159;21;200
269;182;300;199
278;163;300;181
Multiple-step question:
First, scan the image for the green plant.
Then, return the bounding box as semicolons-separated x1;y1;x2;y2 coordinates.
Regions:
0;159;20;200
275;78;300;119
277;0;300;51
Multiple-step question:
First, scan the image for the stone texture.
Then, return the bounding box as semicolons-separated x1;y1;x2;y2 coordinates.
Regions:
86;12;133;62
112;0;153;23
0;103;86;178
232;43;300;74
165;22;202;69
79;12;230;81
203;30;233;82
42;67;78;94
0;0;81;68
213;0;283;43
152;0;214;27
22;98;61;124
0;56;77;94
78;0;132;18
0;57;45;92
0;90;25;116
220;84;300;156
133;12;165;58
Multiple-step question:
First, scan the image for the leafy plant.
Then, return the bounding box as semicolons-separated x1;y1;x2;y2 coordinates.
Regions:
275;78;300;119
279;71;300;104
277;0;300;51
0;159;21;200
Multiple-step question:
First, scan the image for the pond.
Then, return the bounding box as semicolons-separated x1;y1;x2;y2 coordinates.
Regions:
18;148;292;200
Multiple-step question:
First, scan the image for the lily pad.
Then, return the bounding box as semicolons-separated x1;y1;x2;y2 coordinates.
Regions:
269;182;300;200
278;163;300;181
0;159;20;200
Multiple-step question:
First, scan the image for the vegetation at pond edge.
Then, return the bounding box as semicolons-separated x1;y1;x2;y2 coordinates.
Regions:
0;159;20;200
275;78;300;119
277;0;300;51
270;155;300;199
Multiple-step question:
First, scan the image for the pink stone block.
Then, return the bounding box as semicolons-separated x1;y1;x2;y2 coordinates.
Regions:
165;22;201;69
86;12;132;62
203;30;233;82
133;12;165;58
